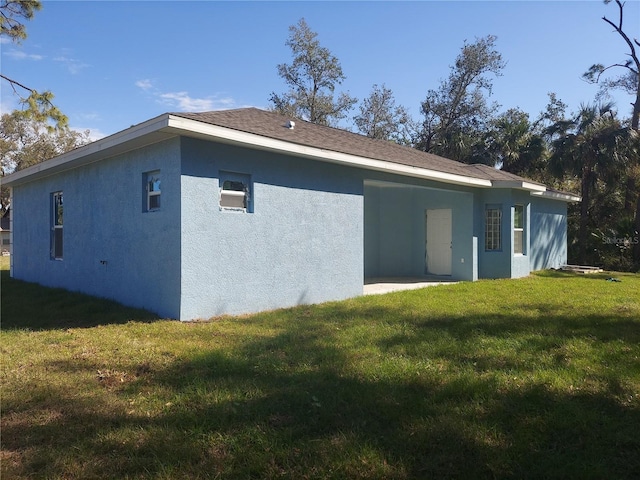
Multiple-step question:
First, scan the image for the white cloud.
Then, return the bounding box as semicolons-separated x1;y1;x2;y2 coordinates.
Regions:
53;55;89;75
135;79;237;112
135;79;154;91
158;92;217;112
71;126;107;142
0;97;18;115
3;49;44;61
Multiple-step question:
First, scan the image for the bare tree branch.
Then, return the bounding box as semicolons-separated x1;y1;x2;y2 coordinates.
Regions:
0;72;36;96
602;1;640;76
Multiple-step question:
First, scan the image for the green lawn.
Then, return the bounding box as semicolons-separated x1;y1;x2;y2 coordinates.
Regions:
2;260;639;479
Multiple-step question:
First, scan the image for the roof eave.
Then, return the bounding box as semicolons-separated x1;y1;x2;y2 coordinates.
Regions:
530;190;581;202
164;115;493;188
6;112;557;192
2;114;174;187
491;180;547;192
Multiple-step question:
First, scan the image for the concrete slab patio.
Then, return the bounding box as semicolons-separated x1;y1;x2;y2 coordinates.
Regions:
363;277;459;295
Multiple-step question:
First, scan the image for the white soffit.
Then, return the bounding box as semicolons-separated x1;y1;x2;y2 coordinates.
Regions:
491;180;546;192
531;190;581;202
2;115;174;187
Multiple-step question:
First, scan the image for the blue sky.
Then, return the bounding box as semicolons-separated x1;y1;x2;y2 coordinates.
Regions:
1;0;638;139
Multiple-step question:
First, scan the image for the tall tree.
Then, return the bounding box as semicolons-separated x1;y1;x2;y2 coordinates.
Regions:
583;0;639;129
583;0;640;264
269;18;357;126
353;84;414;144
487;108;546;178
533;92;569;134
0;0;68;128
0;111;90;212
416;35;506;161
548;103;632;264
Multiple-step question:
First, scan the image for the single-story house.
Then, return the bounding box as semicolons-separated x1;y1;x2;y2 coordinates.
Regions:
2;108;579;320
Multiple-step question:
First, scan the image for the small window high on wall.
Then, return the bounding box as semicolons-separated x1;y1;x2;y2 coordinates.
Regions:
51;191;63;259
219;172;252;212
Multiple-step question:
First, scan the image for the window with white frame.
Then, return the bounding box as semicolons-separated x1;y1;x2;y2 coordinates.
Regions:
219;172;251;212
51;191;63;259
514;204;525;254
485;206;502;251
145;171;161;211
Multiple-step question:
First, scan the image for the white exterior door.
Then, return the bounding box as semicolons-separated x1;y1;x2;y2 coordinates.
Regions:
426;209;452;275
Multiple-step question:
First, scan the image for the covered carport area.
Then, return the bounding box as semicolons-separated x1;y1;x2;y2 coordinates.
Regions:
363;179;478;285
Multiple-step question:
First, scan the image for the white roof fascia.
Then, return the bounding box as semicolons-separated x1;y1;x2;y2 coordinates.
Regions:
2;112;499;190
491;180;547;192
165;115;493;188
2;114;173;187
531;190;581;202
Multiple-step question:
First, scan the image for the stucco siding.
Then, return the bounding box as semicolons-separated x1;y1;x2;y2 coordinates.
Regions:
530;197;568;270
179;138;364;320
475;189;513;279
8;125;572;321
10;138;182;318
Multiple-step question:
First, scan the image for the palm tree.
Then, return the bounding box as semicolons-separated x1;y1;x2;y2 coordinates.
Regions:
489;109;546;178
548;103;631;264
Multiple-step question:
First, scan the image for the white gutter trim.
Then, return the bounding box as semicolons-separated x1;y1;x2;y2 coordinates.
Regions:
2;114;171;187
165;115;493;188
531;190;581;202
491;180;547;192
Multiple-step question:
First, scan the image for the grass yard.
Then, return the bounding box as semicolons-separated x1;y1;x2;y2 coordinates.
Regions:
1;258;639;479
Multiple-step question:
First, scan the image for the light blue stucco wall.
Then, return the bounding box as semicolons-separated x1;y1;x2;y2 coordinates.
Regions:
474;189;531;279
474;189;568;278
474;189;513;279
530;197;568;270
363;178;476;281
178;138;364;320
10;138;183;318
10;131;571;320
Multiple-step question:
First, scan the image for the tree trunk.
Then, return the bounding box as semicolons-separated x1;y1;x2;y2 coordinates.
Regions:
624;177;636;213
634;193;640;265
579;168;591;265
632;75;640;130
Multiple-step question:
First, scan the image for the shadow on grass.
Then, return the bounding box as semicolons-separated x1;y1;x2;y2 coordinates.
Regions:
3;293;639;479
1;271;161;330
3;271;640;477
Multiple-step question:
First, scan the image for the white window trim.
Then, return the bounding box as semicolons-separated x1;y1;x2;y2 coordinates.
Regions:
514;205;525;255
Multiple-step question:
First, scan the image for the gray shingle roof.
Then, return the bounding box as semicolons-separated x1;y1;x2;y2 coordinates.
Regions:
171;108;543;185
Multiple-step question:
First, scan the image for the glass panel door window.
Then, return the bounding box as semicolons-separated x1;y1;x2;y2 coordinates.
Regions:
485;207;502;251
